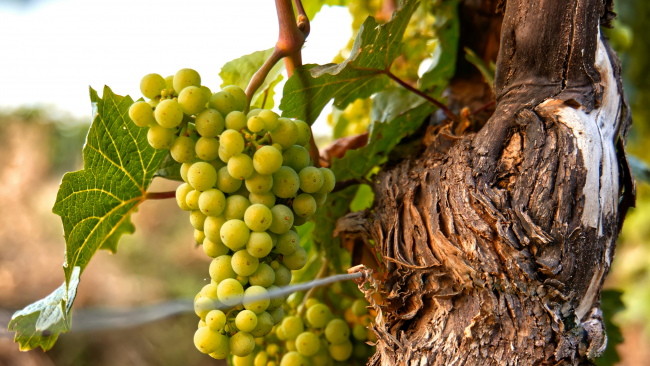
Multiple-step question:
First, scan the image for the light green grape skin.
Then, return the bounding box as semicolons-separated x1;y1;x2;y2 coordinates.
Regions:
292;194;317;218
217;278;244;306
272;167;300;199
203;237;229;258
230;331;255;357
272;143;283;152
292;215;310;227
282;145;310;172
246;232;273;258
198;319;206;328
209;255;237;283
194;297;215;319
250;311;274;337
276;231;299;256
173;68;201;93
268;232;278;247
204;215;227;242
206;309;227;331
222;85;247;111
253;146;283;175
190;210;207;230
237;275;249;286
298;167;324;193
269;205;294;234
201;283;220;300
233;354;255;366
295;332;320;357
286;292;303;309
224;195;252;221
236;310;258;332
232;249;260;277
258;110;279;131
147;96;161;109
217;166;243;193
294;120;311;146
245;172;273;194
280;352;306;366
164;75;174;89
273;264;292;287
129;101;155;127
147;125;175;150
244;204;273;232
242;285;270;314
140;73;166;99
226;111;248;131
351;299;369;316
193;326;222;354
210;91;238;116
250;263;275;288
276;326;287;340
282;316;304;340
328;341;353;361
220;219;251;250
187;162;217;191
269;304;284;325
325;319;350;344
247;109;262;119
208;159;227;172
219;147;233;163
180;161;195;183
178;86;207;115
311;346;332;366
247;116;265;133
170;136;197;163
249;192;276;208
201;86;212;101
233;183;251;198
270;118;298;149
220;129;245;155
254;351;269;366
283;246;307;270
312;193;327;207
208;333;230;360
267;343;281;356
195;137;220;161
199;189;226;217
154;99;184;128
196;109;225;137
316;168;336;194
228;154;255;180
176;183;194;211
352;324;367;341
306;304;331;329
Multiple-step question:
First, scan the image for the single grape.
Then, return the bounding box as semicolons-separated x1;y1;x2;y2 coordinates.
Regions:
220;129;245;155
236;310;258;332
294;120;311;146
311;346;332;366
242;285;270;314
283;246;307;270
218;147;233;163
270;118;298;149
276;231;299;256
269;205;294;234
270;260;280;270
199;189;226;217
282;146;310;172
307;304;332;328
193;326;222;354
222;85;247;111
180;161;195;183
249;192;276;208
170;136;196;163
209;255;237;283
351;299;369;316
253;146;283;175
173;68;201;93
129;101;155;127
210;91;238;116
194;296;215;318
312;193;327;207
206;309;227;331
328;341;353;361
226;111;248;131
164;75;174;89
232;249;260;277
195;137;220;161
200;85;212;100
268;232;278;247
217;278;244;306
272;167;300;198
245;171;273;194
201;283;220;300
195;229;206;243
247;109;263;119
258;110;279;131
228;153;255;179
352;324;367;341
233;354;255;366
176;183;194;211
273;264;292;287
178;85;207;115
247;116;265;133
298;167;324;193
154;99;184;128
269;304;284;325
292;215;310;227
198;319;206;328
292;194;317;218
282;316;304;340
147;125;175;149
190;210;207;230
204;215;227;242
325;319;350;344
224;195;251;221
147;96;161;109
272;143;283;151
140;73;166;99
188;162;217;191
244;204;273;232
296;332;320;356
196;109;225;137
217;166;243;193
246;232;273;258
254;351;269;366
208;333;231;360
267;343;281;357
276;326;287;340
220;219;251;250
249;264;275;289
316;168;336;194
203;237;229;258
280;352;305;366
230;331;255;357
250;311;274;337
237;275;249;286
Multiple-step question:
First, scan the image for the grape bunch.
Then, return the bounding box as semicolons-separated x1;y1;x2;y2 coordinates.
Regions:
127;69;337;361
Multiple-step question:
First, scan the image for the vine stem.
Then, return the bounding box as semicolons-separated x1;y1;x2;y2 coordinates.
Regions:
297;257;329;317
145;191;176;200
385;70;459;121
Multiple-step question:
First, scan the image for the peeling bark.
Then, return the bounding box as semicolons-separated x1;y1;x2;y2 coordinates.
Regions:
337;0;635;365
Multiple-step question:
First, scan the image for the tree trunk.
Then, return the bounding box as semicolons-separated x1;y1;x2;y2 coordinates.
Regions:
338;0;636;365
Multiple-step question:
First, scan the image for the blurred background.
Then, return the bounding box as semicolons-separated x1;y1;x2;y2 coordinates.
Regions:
0;0;648;365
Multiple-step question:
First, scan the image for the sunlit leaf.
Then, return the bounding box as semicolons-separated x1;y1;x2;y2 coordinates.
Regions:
220;48;285;106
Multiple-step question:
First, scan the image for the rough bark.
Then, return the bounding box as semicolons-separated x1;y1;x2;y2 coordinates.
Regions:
337;0;635;365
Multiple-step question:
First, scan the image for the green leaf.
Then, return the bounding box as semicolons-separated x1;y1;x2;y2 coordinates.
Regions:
7;267;81;351
154;152;183;182
628;155;650;184
300;0;347;20
220;48;285;106
464;47;495;91
595;290;625;366
419;0;459;91
371;87;426;123
350;184;374;212
252;73;284;110
280;0;420;124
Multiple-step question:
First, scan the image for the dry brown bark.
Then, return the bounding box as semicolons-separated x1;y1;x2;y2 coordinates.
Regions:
336;0;636;365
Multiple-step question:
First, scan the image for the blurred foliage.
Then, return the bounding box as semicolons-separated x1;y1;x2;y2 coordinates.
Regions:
596;290;625;366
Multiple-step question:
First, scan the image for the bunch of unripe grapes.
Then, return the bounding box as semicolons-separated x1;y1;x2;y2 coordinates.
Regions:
128;69;337;361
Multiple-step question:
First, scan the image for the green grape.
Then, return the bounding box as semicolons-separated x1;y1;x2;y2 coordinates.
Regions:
210;91;238;116
258;110;279;131
268;232;278;247
286;339;297;351
196;109;225;137
249;192;276;208
311;346;332;366
306;304;332;329
203;237;229;258
269;305;284;325
269;205;294;234
282;316;304;340
267;343;281;356
193;326;222;354
204;215;227;241
246;232;273;258
219;147;233;163
201;284;220;300
351;299;369;316
298;167;324;193
282;146;310;172
276;326;287;340
209;333;231;359
292;194;317;218
129;101;155;127
249;263;275;287
312;193;327;207
198;319;206;328
250;311;274;337
244;204;273;232
194;297;215;318
206;309;227;331
195;229;206;243
292;215;310;227
254;351;269;366
233;354;255;366
209;255;237;283
236;310;258;332
286;292;303;309
247;109;263;119
272;143;283;151
201;85;212;100
173;68;201;93
233;183;251;198
195;137;220;161
178;85;207;115
140;73;166;99
316;168;336;194
294;120;311;146
328;341;352;361
224;195;251;221
248;116;265;133
164;75;174;89
220;129;245;155
147;96;161;109
245;171;273;194
272;167;300;198
176;183;194;211
230;331;255;357
270;260;280;270
180;161;195;183
222;85;247;111
352;324;367;341
190;209;207;230
283;246;307;270
226;111;248;131
296;332;320;356
325;319;349;344
147;125;175;149
220;219;251;250
217;166;243;193
170;136;196;163
154;99;184;128
266;285;283;310
217;278;244;306
253;146;283;175
242;285;270;314
270;118;298;149
229;153;255;179
276;231;299;256
280;352;306;366
232;249;260;276
209;158;227;172
188;162;217;191
273;264;292;287
199;189;226;217
237;275;249;286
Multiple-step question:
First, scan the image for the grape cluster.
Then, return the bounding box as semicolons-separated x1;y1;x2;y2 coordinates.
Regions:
128;69;337;361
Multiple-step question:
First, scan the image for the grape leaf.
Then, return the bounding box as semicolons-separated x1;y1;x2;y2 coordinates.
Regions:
252;73;284;110
371;87;425;123
299;0;347;20
595;290;624;366
279;0;420;124
220;48;285;107
154;152;183;182
419;0;459;90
